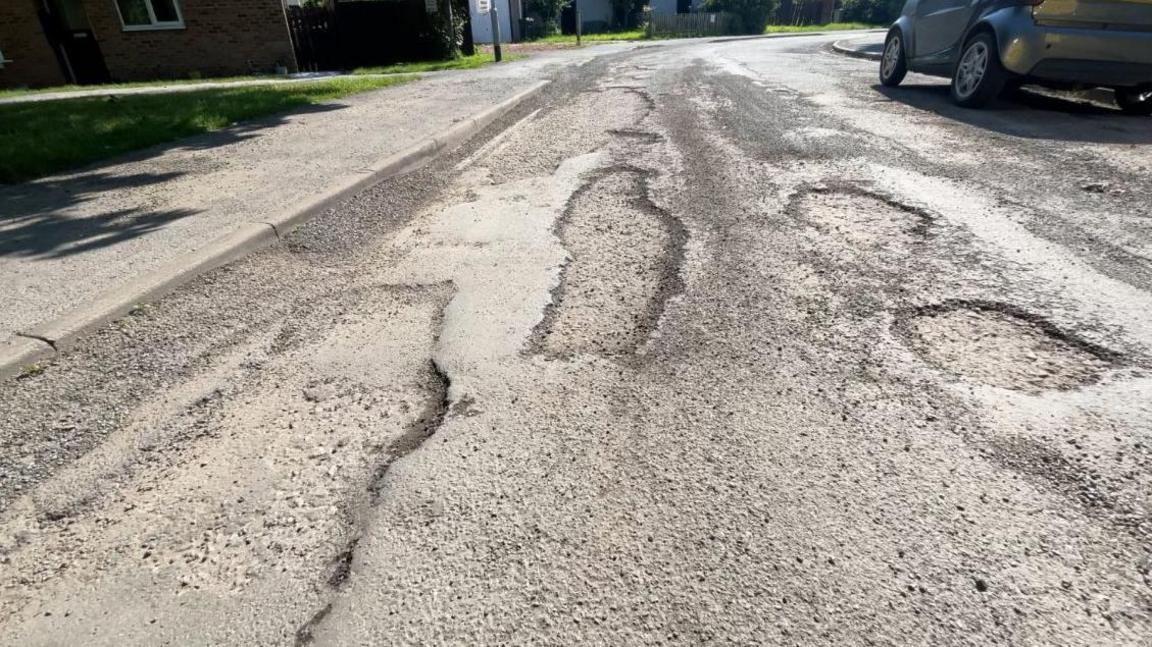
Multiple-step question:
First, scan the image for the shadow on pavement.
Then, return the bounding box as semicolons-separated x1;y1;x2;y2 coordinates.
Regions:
874;83;1152;145
0;172;198;259
0;102;351;259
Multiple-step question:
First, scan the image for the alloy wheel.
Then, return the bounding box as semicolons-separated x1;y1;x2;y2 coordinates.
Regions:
955;41;989;100
882;36;901;80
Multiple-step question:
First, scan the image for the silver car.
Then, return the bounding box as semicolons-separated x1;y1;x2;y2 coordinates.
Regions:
879;0;1152;113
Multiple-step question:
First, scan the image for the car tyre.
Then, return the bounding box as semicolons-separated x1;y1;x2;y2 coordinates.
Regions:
950;32;1006;108
880;30;908;87
1115;86;1152;115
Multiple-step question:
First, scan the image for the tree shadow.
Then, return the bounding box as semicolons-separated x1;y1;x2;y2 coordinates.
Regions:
0;101;350;259
873;82;1152;145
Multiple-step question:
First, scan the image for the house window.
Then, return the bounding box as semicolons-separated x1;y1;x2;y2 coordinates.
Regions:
114;0;184;30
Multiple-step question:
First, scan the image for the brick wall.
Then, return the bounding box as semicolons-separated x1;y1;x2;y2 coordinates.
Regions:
0;0;68;88
83;0;298;81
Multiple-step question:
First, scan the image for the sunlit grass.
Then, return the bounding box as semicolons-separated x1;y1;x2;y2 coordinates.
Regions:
354;52;522;75
764;22;880;33
0;76;414;183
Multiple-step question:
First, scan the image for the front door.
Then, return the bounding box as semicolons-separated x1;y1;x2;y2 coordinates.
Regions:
44;0;111;84
913;0;976;59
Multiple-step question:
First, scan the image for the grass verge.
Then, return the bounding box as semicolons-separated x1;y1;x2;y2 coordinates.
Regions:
532;29;648;45
0;75;414;184
526;23;876;45
0;75;280;101
764;22;880;34
353;51;521;75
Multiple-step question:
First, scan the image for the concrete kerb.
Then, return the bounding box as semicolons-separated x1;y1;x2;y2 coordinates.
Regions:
831;38;883;61
712;29;885;45
0;79;551;382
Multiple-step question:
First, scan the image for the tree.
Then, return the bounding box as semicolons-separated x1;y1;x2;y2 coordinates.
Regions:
703;0;779;35
526;0;568;34
838;0;904;24
610;0;647;29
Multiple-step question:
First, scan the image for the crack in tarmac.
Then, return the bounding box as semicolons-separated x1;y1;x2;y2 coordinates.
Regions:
292;290;455;645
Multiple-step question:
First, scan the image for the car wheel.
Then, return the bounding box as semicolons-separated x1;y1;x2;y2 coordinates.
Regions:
1115;86;1152;115
950;32;1006;108
880;31;908;87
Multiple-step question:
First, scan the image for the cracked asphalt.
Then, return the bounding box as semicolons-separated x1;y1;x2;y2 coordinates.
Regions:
2;33;1152;645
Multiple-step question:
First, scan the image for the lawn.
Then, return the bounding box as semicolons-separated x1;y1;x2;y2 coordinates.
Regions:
526;23;876;46
0;76;414;184
533;29;649;45
764;22;880;34
353;51;521;75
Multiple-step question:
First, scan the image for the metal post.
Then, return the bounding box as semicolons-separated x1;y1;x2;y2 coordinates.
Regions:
575;2;581;46
490;6;502;62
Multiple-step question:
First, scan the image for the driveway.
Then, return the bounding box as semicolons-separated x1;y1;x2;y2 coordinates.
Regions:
1;33;1150;646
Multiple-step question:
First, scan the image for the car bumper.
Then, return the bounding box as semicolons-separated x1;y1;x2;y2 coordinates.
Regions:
989;8;1152;87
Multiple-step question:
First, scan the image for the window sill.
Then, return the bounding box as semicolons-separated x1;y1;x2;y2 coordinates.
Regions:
121;22;186;32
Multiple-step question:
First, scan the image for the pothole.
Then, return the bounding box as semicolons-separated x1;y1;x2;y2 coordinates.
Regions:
899;301;1119;392
478;89;651;183
791;187;934;248
530;166;685;359
608;128;665;144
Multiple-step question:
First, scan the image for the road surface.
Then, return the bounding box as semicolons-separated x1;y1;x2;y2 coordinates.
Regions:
2;33;1151;646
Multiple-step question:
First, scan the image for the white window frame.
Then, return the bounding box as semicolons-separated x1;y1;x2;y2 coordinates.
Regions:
113;0;185;31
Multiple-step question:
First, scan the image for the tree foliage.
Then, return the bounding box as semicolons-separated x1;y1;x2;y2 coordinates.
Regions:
610;0;648;28
838;0;905;25
526;0;568;34
703;0;779;35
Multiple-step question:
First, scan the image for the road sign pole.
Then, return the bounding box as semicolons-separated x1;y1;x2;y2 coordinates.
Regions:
576;6;582;46
490;6;502;62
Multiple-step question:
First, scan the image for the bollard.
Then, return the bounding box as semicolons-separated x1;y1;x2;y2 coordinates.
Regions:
491;6;503;62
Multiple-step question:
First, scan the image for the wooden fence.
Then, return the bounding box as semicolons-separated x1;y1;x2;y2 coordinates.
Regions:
649;12;737;38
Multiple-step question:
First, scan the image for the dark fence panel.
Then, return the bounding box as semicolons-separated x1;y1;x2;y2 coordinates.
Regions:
288;0;454;72
335;0;446;69
649;12;736;37
287;6;339;72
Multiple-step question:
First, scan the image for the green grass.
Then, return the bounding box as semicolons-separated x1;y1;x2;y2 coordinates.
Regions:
353;52;522;75
528;23;875;45
0;75;278;100
764;22;880;34
0;76;414;183
533;29;649;45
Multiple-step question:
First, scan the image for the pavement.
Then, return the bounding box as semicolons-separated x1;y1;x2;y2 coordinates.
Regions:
0;45;632;376
3;31;1152;646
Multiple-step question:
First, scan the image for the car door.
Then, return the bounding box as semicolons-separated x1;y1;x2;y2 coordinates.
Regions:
914;0;978;59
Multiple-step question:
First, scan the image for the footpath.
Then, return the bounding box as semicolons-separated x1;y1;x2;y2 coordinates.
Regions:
0;46;630;377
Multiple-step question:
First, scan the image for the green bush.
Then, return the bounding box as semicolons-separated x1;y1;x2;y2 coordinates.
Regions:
839;0;904;25
610;0;648;29
703;0;779;35
526;0;567;34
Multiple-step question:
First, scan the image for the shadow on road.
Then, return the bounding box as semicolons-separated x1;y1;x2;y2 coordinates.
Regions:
874;83;1152;145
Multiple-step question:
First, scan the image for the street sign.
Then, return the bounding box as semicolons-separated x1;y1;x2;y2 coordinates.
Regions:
477;0;491;13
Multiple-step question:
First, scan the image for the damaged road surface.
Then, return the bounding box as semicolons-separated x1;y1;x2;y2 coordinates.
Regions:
3;34;1152;646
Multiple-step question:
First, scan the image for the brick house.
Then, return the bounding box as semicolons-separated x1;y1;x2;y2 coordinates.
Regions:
0;0;298;89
